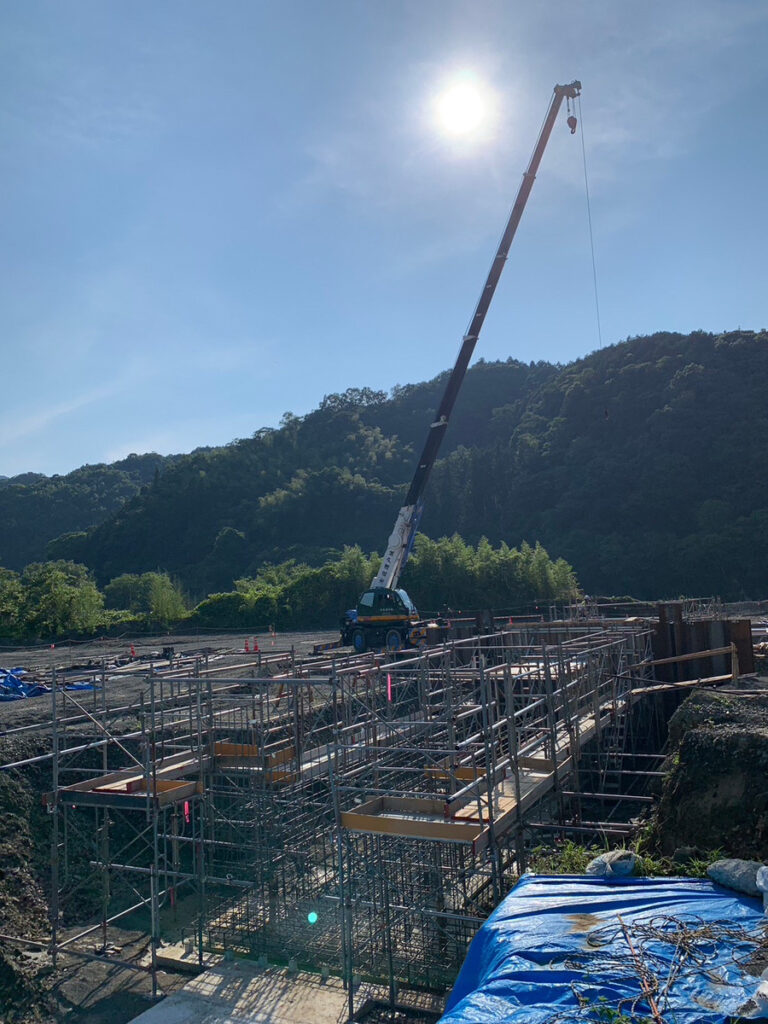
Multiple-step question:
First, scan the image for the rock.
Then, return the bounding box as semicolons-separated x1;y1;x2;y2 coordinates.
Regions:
672;846;700;864
586;850;639;877
756;865;768;910
707;858;763;896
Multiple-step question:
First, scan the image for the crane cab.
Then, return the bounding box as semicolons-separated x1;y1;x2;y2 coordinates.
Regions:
340;587;419;653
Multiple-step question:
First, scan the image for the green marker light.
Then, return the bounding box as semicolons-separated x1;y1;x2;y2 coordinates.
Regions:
307;911;318;925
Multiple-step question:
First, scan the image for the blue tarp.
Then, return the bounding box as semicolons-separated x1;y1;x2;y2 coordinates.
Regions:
0;666;50;700
0;666;95;701
440;874;767;1023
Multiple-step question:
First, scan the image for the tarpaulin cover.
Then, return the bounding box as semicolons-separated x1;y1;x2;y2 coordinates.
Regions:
440;874;766;1023
0;667;94;700
0;666;49;700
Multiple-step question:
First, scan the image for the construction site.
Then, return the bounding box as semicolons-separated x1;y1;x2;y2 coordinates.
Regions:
2;60;768;1020
0;602;758;1023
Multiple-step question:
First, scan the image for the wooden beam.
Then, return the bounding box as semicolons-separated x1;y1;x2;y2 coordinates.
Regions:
341;808;480;843
630;673;733;696
517;756;554;772
424;766;484;782
646;646;732;668
341;795;481;842
214;741;262;760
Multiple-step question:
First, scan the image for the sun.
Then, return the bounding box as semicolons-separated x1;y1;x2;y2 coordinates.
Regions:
433;74;496;139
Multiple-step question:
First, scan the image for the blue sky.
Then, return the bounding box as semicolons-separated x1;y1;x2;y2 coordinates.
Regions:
2;1;767;477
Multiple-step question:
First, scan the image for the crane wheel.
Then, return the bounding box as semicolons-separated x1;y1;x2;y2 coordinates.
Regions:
384;629;402;653
352;628;367;653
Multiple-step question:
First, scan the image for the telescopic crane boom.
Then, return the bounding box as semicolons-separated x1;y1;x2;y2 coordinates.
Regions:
372;80;581;592
341;80;581;654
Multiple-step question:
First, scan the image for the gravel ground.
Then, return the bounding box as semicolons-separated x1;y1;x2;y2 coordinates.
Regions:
45;930;189;1024
0;629;340;735
1;628;340;675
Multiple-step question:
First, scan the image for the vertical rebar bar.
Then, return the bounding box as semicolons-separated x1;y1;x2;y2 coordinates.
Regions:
50;666;59;970
149;669;159;999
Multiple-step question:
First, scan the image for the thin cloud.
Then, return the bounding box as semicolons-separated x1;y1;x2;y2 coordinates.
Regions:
0;384;121;447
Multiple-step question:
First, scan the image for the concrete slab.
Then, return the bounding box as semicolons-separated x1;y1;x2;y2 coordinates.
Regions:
129;962;347;1024
137;940;223;974
128;960;444;1024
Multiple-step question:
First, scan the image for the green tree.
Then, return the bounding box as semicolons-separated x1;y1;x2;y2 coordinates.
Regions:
12;329;768;600
19;561;104;638
0;568;23;638
104;573;147;612
104;571;187;625
402;534;578;612
147;573;187;625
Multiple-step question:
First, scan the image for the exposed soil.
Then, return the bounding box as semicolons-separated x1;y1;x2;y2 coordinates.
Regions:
0;629;338;732
353;1006;441;1023
0;743;54;1022
41;930;188;1024
649;679;768;857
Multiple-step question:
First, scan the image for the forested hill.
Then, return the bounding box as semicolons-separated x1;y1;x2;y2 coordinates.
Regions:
0;452;182;570
426;330;768;598
8;329;768;600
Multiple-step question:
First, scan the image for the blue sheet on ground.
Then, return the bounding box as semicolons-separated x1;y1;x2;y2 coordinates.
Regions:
440;874;766;1023
0;666;50;700
0;666;95;700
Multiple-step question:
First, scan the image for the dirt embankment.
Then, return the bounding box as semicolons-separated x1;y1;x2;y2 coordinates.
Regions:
0;734;196;1024
0;737;53;1021
649;685;768;858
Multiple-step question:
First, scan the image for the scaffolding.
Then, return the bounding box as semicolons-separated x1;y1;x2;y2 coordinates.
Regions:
330;625;653;998
1;622;657;1009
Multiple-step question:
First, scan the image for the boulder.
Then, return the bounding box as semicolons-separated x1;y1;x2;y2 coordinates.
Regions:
707;858;762;896
586;850;639;878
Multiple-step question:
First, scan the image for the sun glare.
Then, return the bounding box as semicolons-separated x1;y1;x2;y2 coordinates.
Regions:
433;74;496;140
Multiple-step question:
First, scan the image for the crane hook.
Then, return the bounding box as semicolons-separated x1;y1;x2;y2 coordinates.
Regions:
567;114;578;135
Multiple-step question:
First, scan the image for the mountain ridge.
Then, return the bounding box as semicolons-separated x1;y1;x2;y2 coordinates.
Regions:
3;329;766;600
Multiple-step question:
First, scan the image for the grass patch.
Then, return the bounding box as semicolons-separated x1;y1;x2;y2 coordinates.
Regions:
528;839;724;879
528;840;603;874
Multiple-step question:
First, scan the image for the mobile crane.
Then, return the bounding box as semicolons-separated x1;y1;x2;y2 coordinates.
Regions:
341;81;582;654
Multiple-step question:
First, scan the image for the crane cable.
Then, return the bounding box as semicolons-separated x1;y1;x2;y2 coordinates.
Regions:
577;93;603;349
